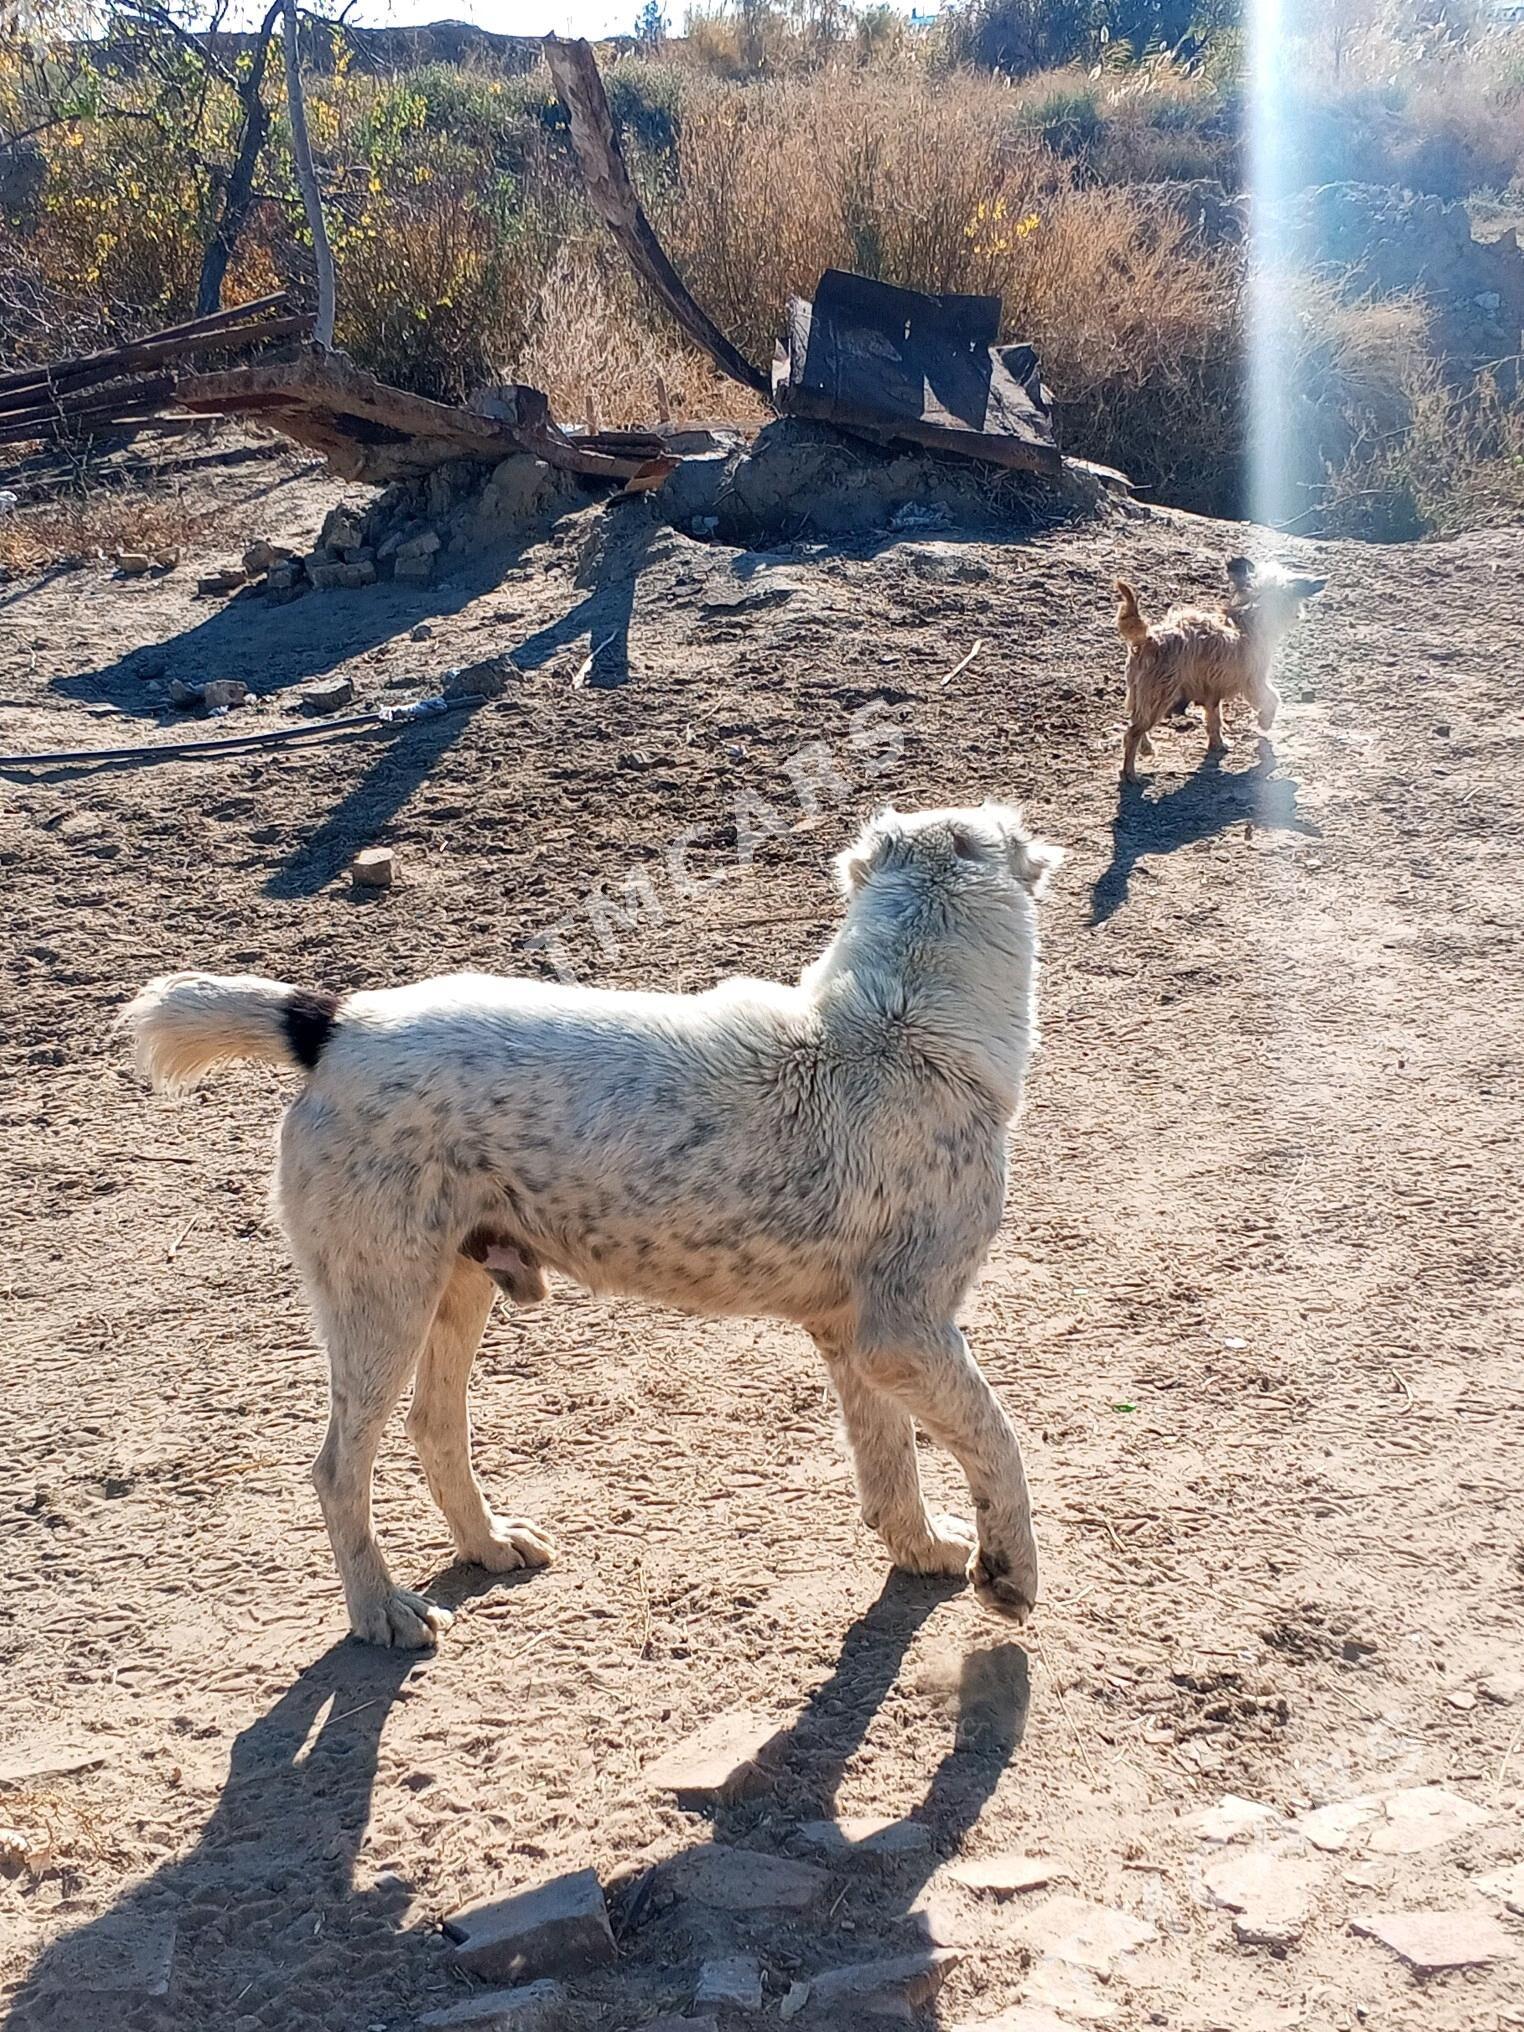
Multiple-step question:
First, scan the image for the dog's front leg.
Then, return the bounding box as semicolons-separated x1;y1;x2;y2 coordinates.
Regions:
819;1342;976;1578
851;1320;1038;1624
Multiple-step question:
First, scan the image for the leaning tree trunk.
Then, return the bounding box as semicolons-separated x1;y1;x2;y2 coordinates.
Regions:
280;0;335;349
195;29;275;315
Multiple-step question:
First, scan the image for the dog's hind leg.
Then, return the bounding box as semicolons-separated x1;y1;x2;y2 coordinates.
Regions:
1204;700;1229;752
307;1265;453;1649
851;1318;1037;1624
820;1343;976;1577
406;1257;556;1575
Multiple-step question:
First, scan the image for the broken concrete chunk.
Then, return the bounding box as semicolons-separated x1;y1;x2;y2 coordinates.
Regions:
1479;1670;1524;1705
1187;1794;1281;1844
168;679;203;708
319;506;365;553
1353;1909;1517;1970
1011;1895;1157;1973
945;1852;1060;1896
1367;1785;1488;1855
807;1948;960;2013
301;676;356;715
394;552;437;584
795;1816;931;1858
397;528;442;560
418;1980;568;2029
116;550;152;576
351;847;395;891
445;1867;616;1983
307;561;348;591
337;558;377;589
661;1842;827;1911
696;1954;763;2009
410;621;434;642
243;539;296;575
1203;1848;1323;1948
643;1711;785;1804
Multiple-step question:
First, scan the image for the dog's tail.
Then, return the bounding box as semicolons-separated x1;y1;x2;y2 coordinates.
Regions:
120;972;340;1091
1115;579;1148;647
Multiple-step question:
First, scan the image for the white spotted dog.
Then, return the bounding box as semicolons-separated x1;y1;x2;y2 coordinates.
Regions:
122;803;1061;1650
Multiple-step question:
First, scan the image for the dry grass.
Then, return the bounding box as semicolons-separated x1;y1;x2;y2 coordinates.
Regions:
510;241;764;427
0;481;218;578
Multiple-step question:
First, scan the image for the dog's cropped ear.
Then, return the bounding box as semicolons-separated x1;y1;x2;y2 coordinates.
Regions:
1009;832;1064;899
835;808;906;897
987;806;1063;899
1225;556;1256;592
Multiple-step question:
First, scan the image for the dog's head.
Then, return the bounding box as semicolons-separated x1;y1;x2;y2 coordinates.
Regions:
1225;556;1327;627
836;803;1063;905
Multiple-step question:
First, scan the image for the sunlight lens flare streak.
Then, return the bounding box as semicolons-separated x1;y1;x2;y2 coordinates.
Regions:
1247;0;1299;534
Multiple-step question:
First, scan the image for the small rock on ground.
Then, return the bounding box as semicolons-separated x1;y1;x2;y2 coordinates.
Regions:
1010;1894;1157;1973
947;2011;1077;2032
1295;1797;1380;1853
445;1867;615;1983
1186;1795;1281;1844
643;1712;786;1803
301;676;357;715
944;1852;1062;1895
200;679;248;711
351;847;396;890
1475;1862;1524;1915
1353;1909;1518;1970
1366;1785;1488;1855
794;1816;931;1857
418;1979;568;2028
807;1949;960;2014
660;1842;827;1911
1203;1848;1323;1947
695;1954;763;2009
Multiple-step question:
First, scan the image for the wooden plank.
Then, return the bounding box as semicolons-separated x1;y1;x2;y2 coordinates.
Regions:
0;315;313;419
178;348;660;484
543;35;769;400
0;293;290;397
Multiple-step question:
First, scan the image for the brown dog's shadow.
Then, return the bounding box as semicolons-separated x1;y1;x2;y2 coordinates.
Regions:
1089;744;1321;926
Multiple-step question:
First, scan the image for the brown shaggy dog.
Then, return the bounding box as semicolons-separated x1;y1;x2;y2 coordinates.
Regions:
1116;557;1326;781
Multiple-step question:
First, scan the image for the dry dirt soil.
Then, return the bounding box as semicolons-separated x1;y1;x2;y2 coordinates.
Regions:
1;444;1521;2032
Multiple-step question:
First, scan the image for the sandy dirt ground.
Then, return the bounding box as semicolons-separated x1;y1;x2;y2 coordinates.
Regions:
1;444;1521;2032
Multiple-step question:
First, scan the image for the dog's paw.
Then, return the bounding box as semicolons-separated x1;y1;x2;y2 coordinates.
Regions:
969;1544;1037;1626
890;1513;978;1578
465;1518;557;1574
352;1588;453;1650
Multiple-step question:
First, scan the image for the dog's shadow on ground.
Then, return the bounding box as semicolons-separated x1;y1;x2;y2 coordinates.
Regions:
8;1632;423;2031
1090;742;1321;925
618;1572;1030;2022
9;1572;1025;2029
